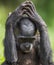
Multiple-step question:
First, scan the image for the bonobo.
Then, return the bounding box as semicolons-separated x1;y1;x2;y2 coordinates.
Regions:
2;1;54;65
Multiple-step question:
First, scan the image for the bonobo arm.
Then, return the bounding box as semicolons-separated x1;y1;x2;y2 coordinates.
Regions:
4;12;18;63
4;1;27;63
34;14;53;65
23;1;53;65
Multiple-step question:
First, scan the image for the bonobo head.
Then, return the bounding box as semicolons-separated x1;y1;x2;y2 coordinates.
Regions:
14;17;37;53
14;18;37;36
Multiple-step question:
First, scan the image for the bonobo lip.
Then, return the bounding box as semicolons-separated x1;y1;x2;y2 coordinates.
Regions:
21;43;33;53
23;48;32;53
21;47;32;54
24;50;31;53
23;47;33;53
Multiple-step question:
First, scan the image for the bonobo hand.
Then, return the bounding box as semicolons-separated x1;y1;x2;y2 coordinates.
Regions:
21;2;52;65
21;1;47;31
6;1;29;27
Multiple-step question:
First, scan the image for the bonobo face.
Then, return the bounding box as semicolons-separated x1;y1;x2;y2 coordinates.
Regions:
20;42;33;53
18;38;35;53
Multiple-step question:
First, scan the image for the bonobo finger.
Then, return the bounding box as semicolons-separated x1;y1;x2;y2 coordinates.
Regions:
22;4;34;13
19;0;29;9
24;11;43;27
16;1;35;15
16;10;27;21
19;0;35;13
23;7;34;16
24;10;28;15
24;1;36;12
24;11;33;19
15;1;27;14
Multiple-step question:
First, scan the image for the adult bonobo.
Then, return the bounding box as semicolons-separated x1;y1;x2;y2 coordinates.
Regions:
2;1;53;65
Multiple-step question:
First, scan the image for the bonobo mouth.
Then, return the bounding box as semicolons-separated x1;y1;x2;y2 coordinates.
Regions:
20;42;33;53
17;36;36;53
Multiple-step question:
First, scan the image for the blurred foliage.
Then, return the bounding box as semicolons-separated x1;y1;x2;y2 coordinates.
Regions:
0;0;54;65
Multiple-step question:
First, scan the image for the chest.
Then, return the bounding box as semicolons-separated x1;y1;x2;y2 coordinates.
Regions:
17;48;37;65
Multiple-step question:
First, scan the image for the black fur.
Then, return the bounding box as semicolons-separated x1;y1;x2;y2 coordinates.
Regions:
2;1;53;65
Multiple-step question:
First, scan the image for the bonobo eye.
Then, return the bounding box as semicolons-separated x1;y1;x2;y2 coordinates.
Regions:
18;37;35;44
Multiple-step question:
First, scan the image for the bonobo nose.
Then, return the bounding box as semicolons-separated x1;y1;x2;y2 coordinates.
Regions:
24;43;30;48
26;44;30;48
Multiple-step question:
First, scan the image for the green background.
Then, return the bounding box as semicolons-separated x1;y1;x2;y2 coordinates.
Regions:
0;0;54;64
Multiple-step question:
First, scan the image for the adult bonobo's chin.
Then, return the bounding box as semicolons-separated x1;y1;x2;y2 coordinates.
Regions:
2;0;53;65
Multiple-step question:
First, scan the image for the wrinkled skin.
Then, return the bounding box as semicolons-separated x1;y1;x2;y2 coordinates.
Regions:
2;1;54;65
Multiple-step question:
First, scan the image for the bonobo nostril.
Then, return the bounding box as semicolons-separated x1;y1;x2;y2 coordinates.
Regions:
24;43;30;48
26;44;30;48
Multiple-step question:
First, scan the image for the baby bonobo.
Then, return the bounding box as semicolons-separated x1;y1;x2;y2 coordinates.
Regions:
2;1;54;65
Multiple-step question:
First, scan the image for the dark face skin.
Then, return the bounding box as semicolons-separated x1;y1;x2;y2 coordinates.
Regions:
20;42;33;53
17;37;36;54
